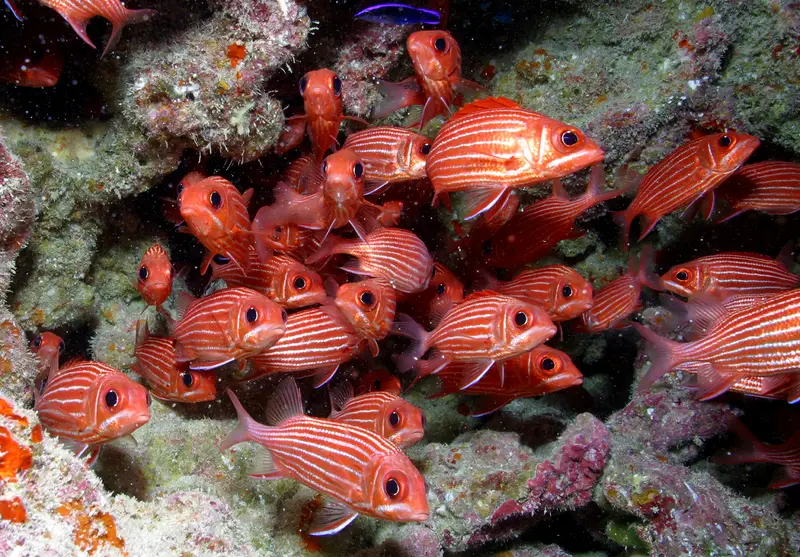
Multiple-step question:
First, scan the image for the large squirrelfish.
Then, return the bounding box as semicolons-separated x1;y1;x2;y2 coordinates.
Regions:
716;161;800;222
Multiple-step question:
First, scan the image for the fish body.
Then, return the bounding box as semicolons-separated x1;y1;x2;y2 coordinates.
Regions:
490;265;593;322
615;132;760;246
137;244;173;312
0;46;63;87
251;208;318;261
31;332;64;402
342;127;430;185
717;161;800;221
172;287;287;370
356;369;403;396
220;380;429;535
400;262;464;328
426;98;605;220
335;278;397;357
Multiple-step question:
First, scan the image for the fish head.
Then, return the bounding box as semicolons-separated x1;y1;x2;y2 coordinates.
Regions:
530;119;605;178
137;244;174;307
696;132;760;173
528;346;584;390
174;369;217;403
380;398;425;448
231;292;288;352
397;132;431;179
335;278;396;339
426;263;464;319
363;452;430;522
179;176;240;239
92;374;151;442
549;269;594;321
356;369;402;396
273;257;327;309
31;331;64;363
300;69;343;123
497;298;557;355
322;149;365;209
407;30;461;83
661;262;701;297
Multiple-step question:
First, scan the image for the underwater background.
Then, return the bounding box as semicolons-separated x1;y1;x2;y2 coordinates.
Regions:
0;0;799;555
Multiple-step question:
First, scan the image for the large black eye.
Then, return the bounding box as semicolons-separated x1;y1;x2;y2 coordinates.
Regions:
138;265;149;281
293;276;307;290
321;161;328;174
360;291;375;306
676;271;689;281
389;411;400;426
246;307;259;323
436;283;446;296
420;143;431;155
562;285;574;298
105;390;119;408
40;378;47;393
514;311;528;327
58;340;65;354
385;478;400;498
718;135;732;147
332;76;342;96
353;162;364;179
177;183;184;196
213;254;230;265
181;372;194;387
281;309;289;323
299;76;308;95
209;191;222;209
434;37;447;52
541;357;555;371
373;380;382;390
561;130;579;146
33;335;42;348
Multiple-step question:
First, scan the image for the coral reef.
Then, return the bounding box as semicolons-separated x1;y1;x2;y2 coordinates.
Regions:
0;133;34;299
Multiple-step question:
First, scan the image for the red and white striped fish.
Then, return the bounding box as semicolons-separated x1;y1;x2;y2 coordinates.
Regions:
430;345;584;416
209;248;326;309
660;291;770;339
426;97;605;220
335;278;397;357
634;288;800;400
137;244;173;313
575;248;662;333
30;331;64;402
661;251;800;298
329;382;425;448
220;379;429;535
400;262;464;329
614;132;760;246
484;265;593;323
131;321;216;403
717;161;800;222
244;305;361;387
394;291;557;386
309;228;434;294
355;369;403;396
179;176;253;275
342;126;430;185
35;360;151;463
39;0;156;57
171;287;287;370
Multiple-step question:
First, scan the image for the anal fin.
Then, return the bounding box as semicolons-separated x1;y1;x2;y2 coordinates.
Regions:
309;499;359;536
249;445;284;480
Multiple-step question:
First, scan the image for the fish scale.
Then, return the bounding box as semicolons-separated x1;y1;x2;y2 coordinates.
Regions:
718;161;800;220
342;126;429;184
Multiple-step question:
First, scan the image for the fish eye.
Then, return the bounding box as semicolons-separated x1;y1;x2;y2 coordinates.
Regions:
40;378;47;393
293;275;308;290
434;37;447;52
321;161;328;174
332;76;342;96
105;389;119;408
385;478;401;498
540;357;556;371
436;283;446;296
718;135;732;148
676;270;689;281
281;309;289;323
299;76;308;95
209;191;222;209
246;307;259;323
373;380;382;390
181;372;193;387
353;162;364;179
420;143;431;155
514;310;529;327
359;290;375;306
58;340;65;353
213;254;230;265
561;130;579;146
138;265;149;281
33;335;42;348
562;285;574;297
177;183;184;196
389;411;400;427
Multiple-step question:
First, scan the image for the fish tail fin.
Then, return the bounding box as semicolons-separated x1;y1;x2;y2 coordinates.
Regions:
391;313;431;372
219;388;257;452
714;417;767;465
611;209;632;252
584;164;623;206
102;9;157;57
632;323;685;391
635;245;663;291
371;77;424;119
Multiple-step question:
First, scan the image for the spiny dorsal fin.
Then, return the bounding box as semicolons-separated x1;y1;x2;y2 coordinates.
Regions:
452;97;522;120
265;376;304;425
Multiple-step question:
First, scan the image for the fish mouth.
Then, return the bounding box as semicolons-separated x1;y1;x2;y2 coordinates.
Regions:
407;511;430;521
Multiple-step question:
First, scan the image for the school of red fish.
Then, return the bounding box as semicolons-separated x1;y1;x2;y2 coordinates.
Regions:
18;3;800;535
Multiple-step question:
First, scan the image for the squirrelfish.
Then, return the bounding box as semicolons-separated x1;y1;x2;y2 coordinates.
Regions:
717;161;800;222
30;332;64;402
400;262;464;328
172;287;287;370
426;97;605;220
0;44;63;88
356;369;403;396
220;379;429;535
137;244;173;313
342;126;431;185
335;278;397;357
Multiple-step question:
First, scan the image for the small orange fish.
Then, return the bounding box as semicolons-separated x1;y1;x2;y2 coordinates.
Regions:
716;161;800;222
39;0;157;57
221;379;429;535
0;45;63;88
400;262;464;328
137;244;173;313
335;278;397;357
355;369;403;396
342;126;430;186
30;332;64;402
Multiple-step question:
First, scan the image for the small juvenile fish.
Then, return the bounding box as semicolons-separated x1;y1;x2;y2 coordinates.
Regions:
400;262;464;328
431;345;583;416
179;176;253;275
329;382;425;448
716;161;800;222
220;379;429;535
482;164;619;268
335;278;397;357
131;321;216;403
394;291;557;387
661;251;800;298
35;360;151;463
354;3;441;25
137;244;173;313
575;248;662;333
30;332;64;402
171;287;287;370
355;369;403;396
614;132;760;246
342;126;431;186
428;98;606;220
309;228;434;294
39;0;157;57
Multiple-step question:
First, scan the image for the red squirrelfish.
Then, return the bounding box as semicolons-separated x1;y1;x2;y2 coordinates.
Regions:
341;126;431;186
131;321;216;403
661;251;800;298
714;418;800;488
426;97;605;220
39;0;157;57
329;382;425;448
483;165;620;269
172;287;287;370
31;332;64;402
179;176;253;275
400;262;464;328
209;248;326;309
373;30;485;128
0;45;63;88
575;248;662;333
245;305;361;387
251;212;318;261
335;278;397;357
309;228;434;294
35;360;151;462
394;291;557;386
220;379;429;535
430;344;583;416
716;161;800;222
483;265;594;323
355;369;403;396
614;132;760;246
660;291;769;339
137;244;173;313
634;288;800;399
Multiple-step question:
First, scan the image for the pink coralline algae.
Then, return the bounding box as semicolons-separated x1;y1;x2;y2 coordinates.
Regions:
0;135;34;296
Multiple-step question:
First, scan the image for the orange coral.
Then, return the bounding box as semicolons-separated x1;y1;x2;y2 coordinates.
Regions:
31;424;43;443
227;43;246;68
0;398;29;427
0;426;33;481
57;500;127;555
0;496;27;523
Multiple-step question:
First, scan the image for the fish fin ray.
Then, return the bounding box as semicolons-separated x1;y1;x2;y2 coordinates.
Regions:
461;187;509;221
371;77;424;119
312;365;340;388
471;395;514;417
175;291;196;321
633;323;685;391
248;445;283;479
693;362;737;401
458;360;495;390
265;376;304;425
309;499;359;536
102;8;157;57
452;96;521;119
328;381;354;415
220;389;257;452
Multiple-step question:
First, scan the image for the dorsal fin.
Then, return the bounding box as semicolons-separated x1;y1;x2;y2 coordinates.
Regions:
329;382;354;414
265;376;305;425
452;97;522;120
175;291;197;321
